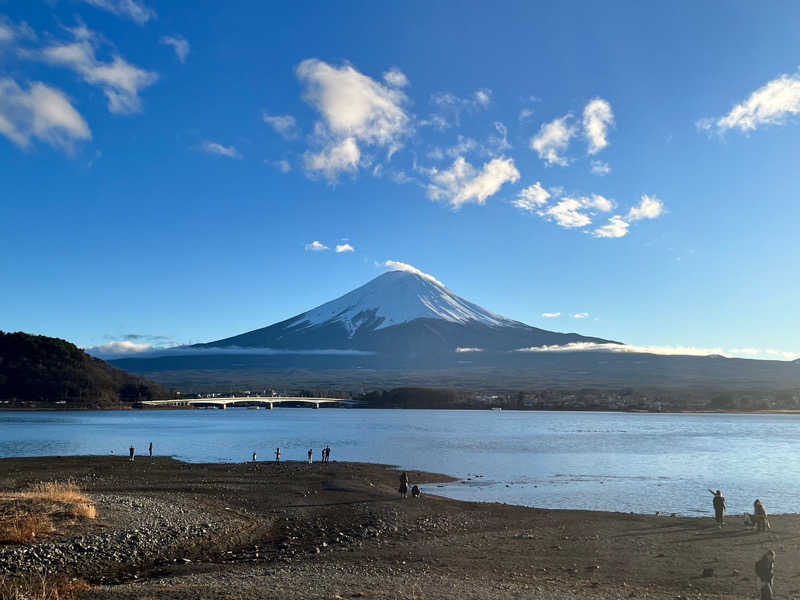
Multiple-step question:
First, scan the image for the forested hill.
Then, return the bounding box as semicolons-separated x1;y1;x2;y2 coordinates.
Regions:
0;331;169;408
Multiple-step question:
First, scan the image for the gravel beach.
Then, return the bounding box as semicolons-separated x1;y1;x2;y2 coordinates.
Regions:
0;456;791;599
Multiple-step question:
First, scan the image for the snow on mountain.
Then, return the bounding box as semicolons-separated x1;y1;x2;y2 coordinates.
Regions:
289;269;520;336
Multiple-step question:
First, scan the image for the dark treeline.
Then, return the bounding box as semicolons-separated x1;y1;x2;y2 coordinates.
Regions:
355;386;800;412
0;331;170;408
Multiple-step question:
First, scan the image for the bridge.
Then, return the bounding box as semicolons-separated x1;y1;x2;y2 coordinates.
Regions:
139;396;359;410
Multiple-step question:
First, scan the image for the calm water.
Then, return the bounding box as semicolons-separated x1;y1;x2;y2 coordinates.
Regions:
1;409;797;516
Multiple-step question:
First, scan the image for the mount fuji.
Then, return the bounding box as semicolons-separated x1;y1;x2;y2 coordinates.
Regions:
195;268;616;355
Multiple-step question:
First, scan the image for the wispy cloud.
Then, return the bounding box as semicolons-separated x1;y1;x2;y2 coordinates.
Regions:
424;88;492;129
81;0;156;24
160;35;189;63
296;59;411;181
0;17;35;44
382;68;409;88
384;260;444;287
590;160;611;176
541;195;612;229
572;312;589;319
271;159;291;173
517;343;800;361
335;243;354;253
263;112;299;140
592;194;664;238
530;115;576;166
305;240;329;251
427;156;520;209
700;72;800;133
455;347;483;353
514;182;551;211
517;342;724;357
31;23;157;115
0;78;91;151
541;312;561;318
583;98;614;154
200;141;241;158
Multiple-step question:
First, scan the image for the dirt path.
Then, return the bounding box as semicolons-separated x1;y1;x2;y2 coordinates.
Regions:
0;457;791;599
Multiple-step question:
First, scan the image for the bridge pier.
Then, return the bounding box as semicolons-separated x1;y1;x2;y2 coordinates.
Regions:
267;402;273;410
219;404;226;410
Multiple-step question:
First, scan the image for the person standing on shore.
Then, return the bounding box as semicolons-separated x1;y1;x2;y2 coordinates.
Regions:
755;549;775;599
326;445;331;463
308;448;313;464
275;448;281;462
399;471;409;498
708;489;726;527
754;499;770;532
129;445;135;462
149;442;153;457
252;452;257;462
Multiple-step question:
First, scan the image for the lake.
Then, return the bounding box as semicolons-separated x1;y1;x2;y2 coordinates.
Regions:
0;409;795;516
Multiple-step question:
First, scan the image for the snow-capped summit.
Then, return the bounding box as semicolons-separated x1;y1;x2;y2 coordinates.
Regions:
199;266;616;355
291;269;519;336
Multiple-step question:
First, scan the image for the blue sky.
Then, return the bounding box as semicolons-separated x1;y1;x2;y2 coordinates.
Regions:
1;1;799;360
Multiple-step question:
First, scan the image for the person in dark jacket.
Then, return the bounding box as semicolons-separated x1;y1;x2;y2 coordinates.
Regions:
399;472;409;498
755;549;775;599
708;488;726;526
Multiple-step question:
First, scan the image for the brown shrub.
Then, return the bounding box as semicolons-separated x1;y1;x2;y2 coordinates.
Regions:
0;481;96;545
0;573;89;600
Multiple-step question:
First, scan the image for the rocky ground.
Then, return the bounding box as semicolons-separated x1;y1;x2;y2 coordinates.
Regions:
0;457;794;599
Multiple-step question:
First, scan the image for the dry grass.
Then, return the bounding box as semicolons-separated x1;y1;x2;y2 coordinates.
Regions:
0;574;89;600
0;481;96;545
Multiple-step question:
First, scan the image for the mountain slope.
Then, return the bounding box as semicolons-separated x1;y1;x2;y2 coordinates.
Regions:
0;331;169;407
198;270;617;354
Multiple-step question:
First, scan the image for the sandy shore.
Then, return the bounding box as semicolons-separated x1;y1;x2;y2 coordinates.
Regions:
0;456;791;599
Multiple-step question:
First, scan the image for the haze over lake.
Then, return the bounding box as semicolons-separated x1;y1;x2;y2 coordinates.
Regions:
2;409;796;517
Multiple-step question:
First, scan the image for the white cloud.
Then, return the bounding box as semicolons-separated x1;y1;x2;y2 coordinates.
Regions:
384;260;444;287
81;0;156;24
382;68;409;88
304;136;360;179
541;312;561;318
706;72;800;133
473;88;492;107
305;240;329;252
541;198;592;228
0;78;91;151
33;24;157;114
272;159;291;173
572;312;589;319
160;35;189;63
530;115;576;166
519;108;534;121
583;98;614;154
200;141;241;158
514;182;551;211
590;160;611;176
427;156;520;209
0;18;35;44
445;135;478;157
455;347;483;353
627;194;664;221
593;215;630;238
425;88;492;129
335;243;354;253
263;113;298;140
86;340;154;356
488;121;511;153
296;59;410;180
517;342;724;357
